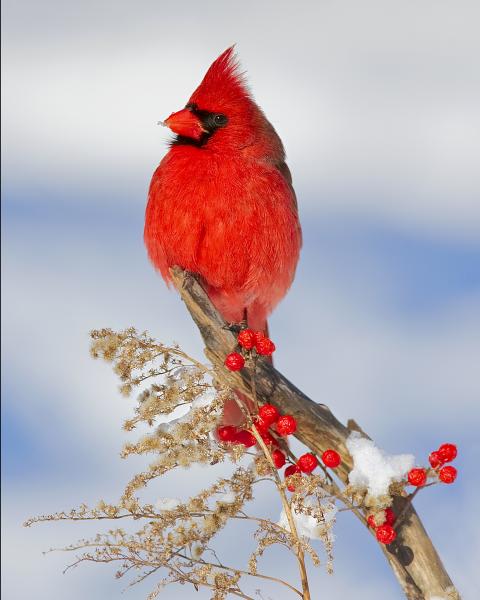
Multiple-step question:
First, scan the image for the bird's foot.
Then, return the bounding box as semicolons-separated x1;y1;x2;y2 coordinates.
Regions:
222;321;248;334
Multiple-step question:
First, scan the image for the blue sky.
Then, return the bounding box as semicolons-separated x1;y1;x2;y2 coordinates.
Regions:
2;1;480;599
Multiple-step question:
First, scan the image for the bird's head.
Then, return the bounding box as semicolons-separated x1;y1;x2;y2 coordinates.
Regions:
162;47;283;156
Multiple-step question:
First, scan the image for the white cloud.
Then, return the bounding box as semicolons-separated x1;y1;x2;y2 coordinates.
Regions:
2;0;480;238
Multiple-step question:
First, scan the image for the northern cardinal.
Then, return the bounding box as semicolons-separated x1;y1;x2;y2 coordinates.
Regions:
145;48;301;422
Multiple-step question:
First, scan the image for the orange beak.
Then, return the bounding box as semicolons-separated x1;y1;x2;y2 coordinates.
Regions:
162;108;208;140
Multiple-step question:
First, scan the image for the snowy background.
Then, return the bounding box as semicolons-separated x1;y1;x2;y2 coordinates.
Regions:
2;1;480;598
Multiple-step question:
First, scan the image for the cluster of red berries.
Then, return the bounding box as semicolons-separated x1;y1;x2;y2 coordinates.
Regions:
216;404;296;455
284;448;342;492
369;443;458;545
217;425;257;447
283;454;318;491
367;507;397;544
407;443;458;488
255;404;297;455
218;402;344;492
224;329;276;371
429;443;458;484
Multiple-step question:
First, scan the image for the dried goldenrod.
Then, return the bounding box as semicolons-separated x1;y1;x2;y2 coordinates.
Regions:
23;327;390;599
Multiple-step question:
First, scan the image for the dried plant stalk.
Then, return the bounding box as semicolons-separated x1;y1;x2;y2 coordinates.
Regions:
26;327;340;599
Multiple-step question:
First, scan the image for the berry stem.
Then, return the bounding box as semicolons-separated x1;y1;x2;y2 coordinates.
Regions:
249;354;259;414
394;482;437;529
250;423;311;600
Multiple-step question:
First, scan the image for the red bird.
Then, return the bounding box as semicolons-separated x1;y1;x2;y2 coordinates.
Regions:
145;46;302;338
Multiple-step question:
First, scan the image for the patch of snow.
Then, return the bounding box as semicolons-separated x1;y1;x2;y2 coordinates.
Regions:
155;497;181;511
190;516;206;531
192;389;216;410
346;432;415;497
156;403;191;432
156;389;218;433
216;492;236;504
278;499;337;540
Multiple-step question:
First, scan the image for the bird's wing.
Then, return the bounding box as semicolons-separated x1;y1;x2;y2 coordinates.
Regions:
275;160;298;213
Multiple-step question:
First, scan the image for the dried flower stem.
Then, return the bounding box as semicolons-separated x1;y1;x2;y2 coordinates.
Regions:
252;425;311;600
232;366;311;600
172;551;303;597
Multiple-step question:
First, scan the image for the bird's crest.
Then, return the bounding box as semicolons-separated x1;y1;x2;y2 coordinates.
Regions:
189;46;251;110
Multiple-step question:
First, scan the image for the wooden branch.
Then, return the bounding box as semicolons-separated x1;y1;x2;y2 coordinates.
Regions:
170;268;460;600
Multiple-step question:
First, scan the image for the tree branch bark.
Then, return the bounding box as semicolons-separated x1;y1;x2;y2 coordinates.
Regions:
170;267;460;600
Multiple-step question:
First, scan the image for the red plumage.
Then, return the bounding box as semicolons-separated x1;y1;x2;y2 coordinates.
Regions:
144;47;302;334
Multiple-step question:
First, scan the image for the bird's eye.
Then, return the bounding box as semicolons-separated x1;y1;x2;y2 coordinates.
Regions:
214;114;228;126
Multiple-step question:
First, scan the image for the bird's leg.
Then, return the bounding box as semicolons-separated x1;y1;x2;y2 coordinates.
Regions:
241;307;248;329
222;322;242;334
222;308;249;334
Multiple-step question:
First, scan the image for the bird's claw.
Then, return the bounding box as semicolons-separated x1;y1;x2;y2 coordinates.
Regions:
222;322;246;334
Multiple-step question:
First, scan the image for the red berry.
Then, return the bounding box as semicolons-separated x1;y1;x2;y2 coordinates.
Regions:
285;464;300;477
384;507;396;526
297;453;318;473
272;449;286;468
367;514;378;528
260;430;278;447
407;468;427;487
429;451;443;469
367;508;395;528
276;415;297;436
234;430;257;448
258;404;279;426
437;443;457;463
255;337;276;356
376;524;397;545
439;465;457;484
237;329;256;350
284;464;301;491
253;416;269;434
224;352;245;371
217;426;237;442
254;331;266;343
322;449;341;468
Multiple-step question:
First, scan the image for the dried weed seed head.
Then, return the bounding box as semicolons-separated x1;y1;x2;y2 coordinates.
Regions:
27;328;348;599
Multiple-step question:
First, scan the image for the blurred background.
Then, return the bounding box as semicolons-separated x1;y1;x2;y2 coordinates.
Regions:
2;1;479;598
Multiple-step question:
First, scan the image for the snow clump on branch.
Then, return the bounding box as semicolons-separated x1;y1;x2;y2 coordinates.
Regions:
346;432;415;497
